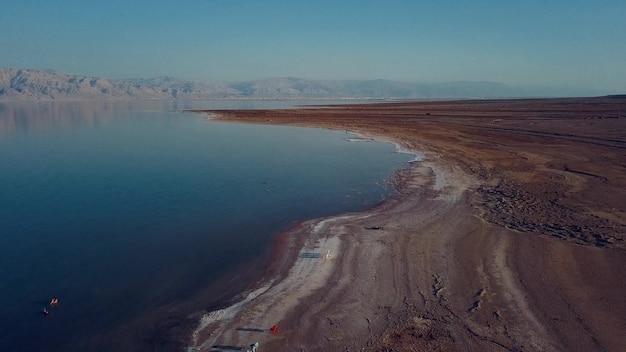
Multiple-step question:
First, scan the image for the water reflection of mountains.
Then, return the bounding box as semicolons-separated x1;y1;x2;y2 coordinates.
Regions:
0;102;135;135
0;100;332;135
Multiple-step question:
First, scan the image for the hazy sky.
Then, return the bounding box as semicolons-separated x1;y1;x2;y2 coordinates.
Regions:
1;0;624;91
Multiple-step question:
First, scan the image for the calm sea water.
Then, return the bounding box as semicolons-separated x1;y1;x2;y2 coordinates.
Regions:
0;101;412;351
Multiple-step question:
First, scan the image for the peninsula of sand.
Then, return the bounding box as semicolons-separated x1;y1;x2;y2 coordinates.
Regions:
187;96;626;352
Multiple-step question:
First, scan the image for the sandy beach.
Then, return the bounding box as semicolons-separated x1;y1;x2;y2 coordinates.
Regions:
187;97;626;351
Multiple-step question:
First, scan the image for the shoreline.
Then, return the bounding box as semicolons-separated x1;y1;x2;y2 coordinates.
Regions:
187;154;438;351
187;97;626;351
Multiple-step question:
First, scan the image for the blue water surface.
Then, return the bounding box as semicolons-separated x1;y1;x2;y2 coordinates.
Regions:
0;101;412;351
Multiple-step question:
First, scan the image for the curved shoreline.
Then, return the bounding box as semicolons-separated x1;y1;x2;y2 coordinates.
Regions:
187;97;626;351
186;134;424;350
187;151;443;351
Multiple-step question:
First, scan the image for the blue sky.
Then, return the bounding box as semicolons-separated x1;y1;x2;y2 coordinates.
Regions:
1;0;624;91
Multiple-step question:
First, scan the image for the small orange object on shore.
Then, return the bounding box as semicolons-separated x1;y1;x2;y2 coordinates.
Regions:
270;325;278;334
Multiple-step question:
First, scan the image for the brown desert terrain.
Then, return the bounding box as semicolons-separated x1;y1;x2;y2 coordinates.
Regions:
187;96;626;351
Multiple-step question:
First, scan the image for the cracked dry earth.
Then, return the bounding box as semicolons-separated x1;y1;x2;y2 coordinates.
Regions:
191;96;626;351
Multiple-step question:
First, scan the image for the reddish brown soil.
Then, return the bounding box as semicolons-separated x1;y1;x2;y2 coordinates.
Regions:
189;96;626;351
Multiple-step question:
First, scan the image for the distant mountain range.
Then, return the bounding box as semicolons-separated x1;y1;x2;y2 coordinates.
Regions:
0;68;612;101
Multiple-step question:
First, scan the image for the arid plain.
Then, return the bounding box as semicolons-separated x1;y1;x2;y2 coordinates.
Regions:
188;96;626;351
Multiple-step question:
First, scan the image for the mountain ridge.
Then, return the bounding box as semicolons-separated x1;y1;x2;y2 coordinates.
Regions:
0;68;611;101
